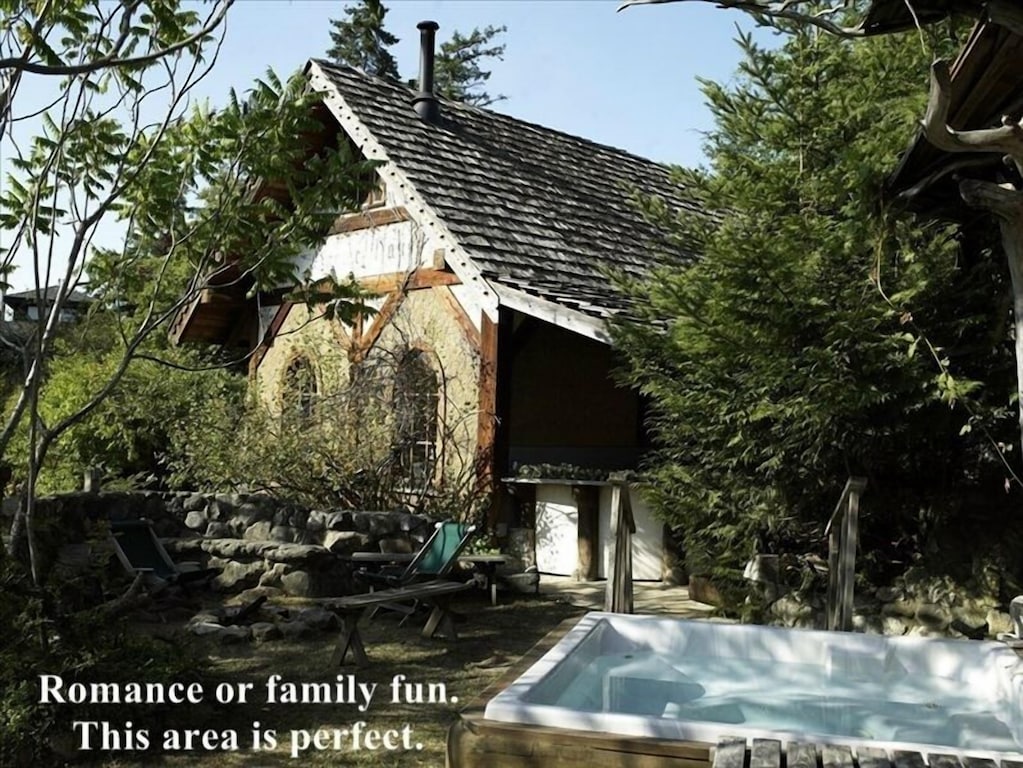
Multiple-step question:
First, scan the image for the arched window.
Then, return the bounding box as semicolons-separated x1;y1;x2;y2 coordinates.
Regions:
284;356;317;418
393;349;439;485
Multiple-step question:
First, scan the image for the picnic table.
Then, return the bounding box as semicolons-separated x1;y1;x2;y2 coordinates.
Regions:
346;551;508;605
319;580;472;666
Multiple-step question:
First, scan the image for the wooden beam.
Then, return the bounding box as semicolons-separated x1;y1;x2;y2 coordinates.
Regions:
352;290;404;363
476;311;499;498
358;268;461;295
439;285;481;349
249;301;295;375
573;485;600;581
328;206;410;235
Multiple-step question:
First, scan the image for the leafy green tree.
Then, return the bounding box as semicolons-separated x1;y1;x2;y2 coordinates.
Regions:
326;1;506;106
326;0;401;80
0;1;375;583
612;24;1021;601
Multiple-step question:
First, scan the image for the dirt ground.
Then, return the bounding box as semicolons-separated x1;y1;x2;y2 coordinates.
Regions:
85;591;585;768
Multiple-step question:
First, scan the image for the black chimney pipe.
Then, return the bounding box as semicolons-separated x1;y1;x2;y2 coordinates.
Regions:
412;20;440;123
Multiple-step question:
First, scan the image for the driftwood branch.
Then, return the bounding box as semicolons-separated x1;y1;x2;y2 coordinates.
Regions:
617;0;868;37
85;573;152;621
922;60;1023;178
894;155;998;204
959;178;1023;220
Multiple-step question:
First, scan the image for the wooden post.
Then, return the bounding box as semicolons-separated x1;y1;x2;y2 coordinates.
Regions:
83;467;101;494
475;313;498;487
573;485;599;581
605;481;635;613
838;482;861;631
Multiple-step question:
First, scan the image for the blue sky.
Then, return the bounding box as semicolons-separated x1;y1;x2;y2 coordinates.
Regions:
195;0;764;167
2;0;767;292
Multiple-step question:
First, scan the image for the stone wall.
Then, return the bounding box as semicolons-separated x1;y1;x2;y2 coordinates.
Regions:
17;490;435;599
765;566;1014;640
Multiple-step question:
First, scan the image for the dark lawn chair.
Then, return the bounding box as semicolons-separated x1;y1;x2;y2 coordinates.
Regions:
109;518;218;591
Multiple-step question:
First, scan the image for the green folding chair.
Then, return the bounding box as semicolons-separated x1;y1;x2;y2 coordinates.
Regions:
357;520;477;619
109;518;218;590
360;520;478;589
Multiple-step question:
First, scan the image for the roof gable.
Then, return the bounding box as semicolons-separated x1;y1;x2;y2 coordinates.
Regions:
307;60;696;325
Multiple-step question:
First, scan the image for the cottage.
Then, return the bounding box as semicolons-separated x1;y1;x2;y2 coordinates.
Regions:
171;23;695;582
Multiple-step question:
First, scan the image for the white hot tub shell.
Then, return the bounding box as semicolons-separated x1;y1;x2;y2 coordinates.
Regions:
484;612;1023;757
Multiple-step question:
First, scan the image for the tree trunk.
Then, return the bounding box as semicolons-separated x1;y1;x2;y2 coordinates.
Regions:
1002;215;1023;448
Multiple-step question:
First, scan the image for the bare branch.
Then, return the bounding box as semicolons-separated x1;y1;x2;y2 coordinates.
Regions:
617;0;868;38
0;1;234;77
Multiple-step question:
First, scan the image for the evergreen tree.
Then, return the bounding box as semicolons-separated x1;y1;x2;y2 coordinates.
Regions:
612;24;1021;601
326;0;401;80
435;26;507;107
326;1;506;106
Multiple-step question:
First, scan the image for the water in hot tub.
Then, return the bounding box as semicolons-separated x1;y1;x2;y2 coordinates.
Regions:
543;650;1019;751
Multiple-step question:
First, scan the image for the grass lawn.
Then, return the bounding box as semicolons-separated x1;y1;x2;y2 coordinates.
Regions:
89;593;584;767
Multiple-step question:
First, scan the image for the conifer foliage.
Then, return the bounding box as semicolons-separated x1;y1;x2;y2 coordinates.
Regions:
613;24;1022;597
326;0;506;107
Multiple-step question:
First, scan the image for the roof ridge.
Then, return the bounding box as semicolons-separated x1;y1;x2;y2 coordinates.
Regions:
306;58;682;177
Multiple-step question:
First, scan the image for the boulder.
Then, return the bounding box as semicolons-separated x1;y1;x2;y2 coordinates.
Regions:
259;563;288;588
278;620;315;640
184;510;208;531
243;521;274;541
987;609;1013;638
882;616;908;636
230;586;284;604
324;531;372;555
915;603;951;630
235;502;271;528
205;521;233;538
183;493;208;513
280;570;313;597
325;511;353;531
189;622;251;643
351;511;399;537
251;622;282;644
306;510;328;533
297;607;339;631
378;537;414;555
215;561;266;592
270;525;301;543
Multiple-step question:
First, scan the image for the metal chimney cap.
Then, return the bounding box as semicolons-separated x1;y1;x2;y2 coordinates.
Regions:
417;20;439;31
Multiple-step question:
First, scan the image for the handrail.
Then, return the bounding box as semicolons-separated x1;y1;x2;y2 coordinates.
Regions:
826;476;867;631
824;477;867;537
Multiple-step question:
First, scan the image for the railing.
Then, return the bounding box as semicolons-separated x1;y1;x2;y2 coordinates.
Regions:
605;478;635;613
825;476;867;631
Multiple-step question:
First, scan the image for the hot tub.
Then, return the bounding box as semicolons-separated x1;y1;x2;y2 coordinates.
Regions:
483;612;1023;757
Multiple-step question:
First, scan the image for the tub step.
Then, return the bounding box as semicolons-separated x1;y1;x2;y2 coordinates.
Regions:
713;739;1021;768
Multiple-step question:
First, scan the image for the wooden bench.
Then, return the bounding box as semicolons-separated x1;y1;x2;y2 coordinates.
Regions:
713;738;1023;768
319;580;472;667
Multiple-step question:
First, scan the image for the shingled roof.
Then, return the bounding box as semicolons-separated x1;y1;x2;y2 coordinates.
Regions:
307;60;697;323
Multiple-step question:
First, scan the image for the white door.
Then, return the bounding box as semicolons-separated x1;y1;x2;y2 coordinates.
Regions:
534;485;578;576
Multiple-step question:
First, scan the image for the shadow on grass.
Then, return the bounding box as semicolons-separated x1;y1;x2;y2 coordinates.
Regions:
86;593;584;767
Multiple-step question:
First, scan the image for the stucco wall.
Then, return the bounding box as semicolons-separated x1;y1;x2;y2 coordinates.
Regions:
253;279;481;486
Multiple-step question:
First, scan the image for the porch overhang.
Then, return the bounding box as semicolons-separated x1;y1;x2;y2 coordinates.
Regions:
887;22;1023;218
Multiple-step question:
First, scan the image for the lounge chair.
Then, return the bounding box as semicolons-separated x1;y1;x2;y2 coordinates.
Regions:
365;520;477;586
356;520;477;617
108;518;218;590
